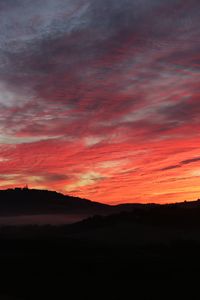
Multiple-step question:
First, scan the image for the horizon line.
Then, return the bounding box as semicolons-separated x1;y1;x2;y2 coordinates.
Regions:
0;186;200;207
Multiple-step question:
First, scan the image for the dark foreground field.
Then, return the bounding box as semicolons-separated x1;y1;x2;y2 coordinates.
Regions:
1;238;200;299
1;202;200;299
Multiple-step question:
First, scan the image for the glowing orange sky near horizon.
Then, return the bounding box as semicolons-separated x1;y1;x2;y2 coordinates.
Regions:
0;0;200;204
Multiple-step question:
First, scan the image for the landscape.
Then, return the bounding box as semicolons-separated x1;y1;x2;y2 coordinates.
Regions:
0;0;200;299
1;187;200;299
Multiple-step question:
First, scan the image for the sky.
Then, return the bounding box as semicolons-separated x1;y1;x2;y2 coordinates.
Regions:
0;0;200;204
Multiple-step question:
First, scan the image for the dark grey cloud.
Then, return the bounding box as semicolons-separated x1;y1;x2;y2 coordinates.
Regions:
0;0;200;144
182;157;200;165
161;156;200;171
159;97;200;124
160;164;180;171
40;173;70;182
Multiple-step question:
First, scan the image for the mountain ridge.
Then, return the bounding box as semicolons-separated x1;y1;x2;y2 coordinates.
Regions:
0;187;200;225
0;187;110;217
1;187;200;212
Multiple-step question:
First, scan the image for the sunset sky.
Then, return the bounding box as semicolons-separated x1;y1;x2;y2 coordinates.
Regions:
0;0;200;204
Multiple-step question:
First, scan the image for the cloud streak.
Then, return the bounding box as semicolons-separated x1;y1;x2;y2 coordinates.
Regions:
160;157;200;171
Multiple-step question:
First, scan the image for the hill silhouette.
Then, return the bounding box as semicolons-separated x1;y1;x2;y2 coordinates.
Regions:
0;187;110;215
63;199;200;245
0;187;113;224
1;187;200;226
1;190;200;299
2;197;200;243
0;187;160;225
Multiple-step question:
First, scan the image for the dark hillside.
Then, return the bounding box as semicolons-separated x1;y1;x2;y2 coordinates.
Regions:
1;197;200;299
0;188;110;216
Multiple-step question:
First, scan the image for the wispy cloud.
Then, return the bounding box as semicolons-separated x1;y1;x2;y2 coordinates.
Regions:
0;0;200;203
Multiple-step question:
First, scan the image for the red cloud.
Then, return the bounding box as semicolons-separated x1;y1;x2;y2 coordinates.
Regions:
0;0;200;203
